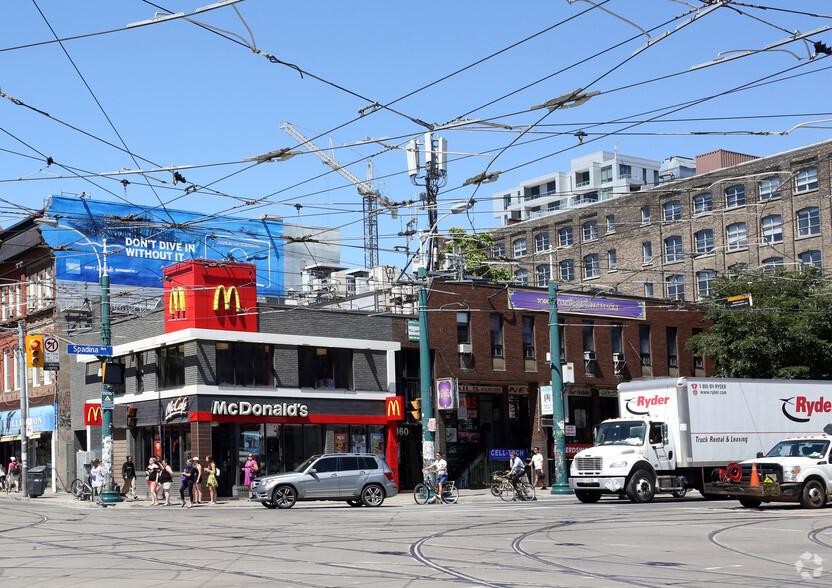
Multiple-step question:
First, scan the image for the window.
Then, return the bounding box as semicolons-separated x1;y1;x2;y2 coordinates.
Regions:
492;243;505;257
513;238;527;256
457;312;470;344
135;352;144;394
762;257;784;272
3;349;10;392
522;316;535;361
607;249;617;271
514;269;529;285
663;201;682;222
601;165;612;183
667;275;685;301
725;185;746;208
503;194;512;210
611;325;623;355
534;233;550;253
527;185;540;200
796;167;818;192
759;177;781;200
217;342;273;387
697;270;716;298
728;263;748;277
639;325;651;368
576;170;590;186
584;254;600;278
546;180;556;195
557;227;573;247
536;264;551;286
605;214;615;234
664;236;684;263
490;314;504;359
799;250;822;269
157;344;185;389
298;347;353;389
642;242;653;264
694;230;714;255
727;222;747;251
693;193;712;215
582;221;598;242
641;206;651;224
619;163;632;179
583;321;596;376
761;215;783;244
797;207;820;237
559;259;575;282
644;282;654;297
667;327;678;370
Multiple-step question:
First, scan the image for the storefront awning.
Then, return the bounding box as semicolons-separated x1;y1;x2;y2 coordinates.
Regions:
0;433;42;442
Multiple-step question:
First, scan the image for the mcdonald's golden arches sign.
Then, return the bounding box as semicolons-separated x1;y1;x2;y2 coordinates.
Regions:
386;396;404;421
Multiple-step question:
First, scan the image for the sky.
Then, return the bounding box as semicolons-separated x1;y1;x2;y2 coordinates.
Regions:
1;0;831;272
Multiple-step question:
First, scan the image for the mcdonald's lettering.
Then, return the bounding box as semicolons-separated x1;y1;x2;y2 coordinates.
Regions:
84;403;102;426
213;285;241;312
386;396;404;421
168;286;186;315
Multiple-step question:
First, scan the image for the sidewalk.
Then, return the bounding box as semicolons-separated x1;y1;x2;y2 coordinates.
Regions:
0;485;574;509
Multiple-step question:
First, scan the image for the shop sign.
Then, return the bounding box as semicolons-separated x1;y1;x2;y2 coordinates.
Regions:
84;403;102;426
407;320;420;341
0;405;57;435
489;448;527;461
508;385;529;395
599;389;618;398
457;394;478;419
211;400;309;418
458;384;502;394
213;285;241;312
540;386;554;416
508;288;646;320
566;444;593;456
567;388;591;397
165;396;190;422
386;396;404;421
436;378;459;410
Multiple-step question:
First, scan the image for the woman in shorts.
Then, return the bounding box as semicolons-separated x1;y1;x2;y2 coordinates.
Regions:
146;457;161;506
158;459;173;506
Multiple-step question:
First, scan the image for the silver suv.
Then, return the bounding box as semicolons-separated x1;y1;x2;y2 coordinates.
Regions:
251;453;398;509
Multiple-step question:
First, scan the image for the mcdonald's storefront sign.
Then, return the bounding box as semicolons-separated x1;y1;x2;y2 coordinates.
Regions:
386;396;404;421
213;285;241;312
168;286;187;315
84;403;102;426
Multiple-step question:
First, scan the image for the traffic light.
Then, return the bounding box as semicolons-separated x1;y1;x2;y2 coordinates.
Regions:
409;399;421;422
126;406;137;427
25;335;43;368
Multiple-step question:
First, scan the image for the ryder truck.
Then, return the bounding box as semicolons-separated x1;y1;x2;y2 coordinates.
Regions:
569;377;831;503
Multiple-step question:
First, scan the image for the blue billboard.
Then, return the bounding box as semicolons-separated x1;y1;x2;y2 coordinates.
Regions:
41;196;284;296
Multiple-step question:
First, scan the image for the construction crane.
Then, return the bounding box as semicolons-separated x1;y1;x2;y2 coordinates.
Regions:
280;122;395;269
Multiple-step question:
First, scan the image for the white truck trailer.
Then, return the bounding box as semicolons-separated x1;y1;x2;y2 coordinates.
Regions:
569;377;832;503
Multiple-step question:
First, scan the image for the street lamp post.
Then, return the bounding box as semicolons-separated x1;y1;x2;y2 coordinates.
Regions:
548;281;570;494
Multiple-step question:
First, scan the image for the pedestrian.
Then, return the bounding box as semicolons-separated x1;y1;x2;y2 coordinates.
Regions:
205;455;218;504
0;462;6;491
180;458;196;508
158;459;173;506
242;453;258;497
121;455;137;501
192;456;203;504
146;457;161;506
530;447;546;490
506;451;525;496
7;457;20;492
422;451;448;503
90;458;105;505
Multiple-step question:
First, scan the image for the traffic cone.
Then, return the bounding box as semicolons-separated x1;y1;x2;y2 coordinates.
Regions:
749;463;760;487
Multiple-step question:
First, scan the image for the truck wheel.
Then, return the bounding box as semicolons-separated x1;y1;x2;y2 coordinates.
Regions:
800;479;826;509
738;497;762;508
626;471;655;503
672;488;687;499
574;490;602;503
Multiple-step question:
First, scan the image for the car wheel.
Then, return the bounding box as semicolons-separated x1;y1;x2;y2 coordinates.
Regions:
262;501;278;509
626;470;655;503
272;485;297;509
361;484;384;507
738;497;762;508
801;479;826;509
574;490;602;503
347;499;363;507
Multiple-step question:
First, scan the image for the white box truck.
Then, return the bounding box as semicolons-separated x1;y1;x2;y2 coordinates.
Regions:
569;377;832;503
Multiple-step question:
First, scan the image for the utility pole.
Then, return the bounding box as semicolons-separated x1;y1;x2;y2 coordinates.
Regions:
417;267;434;468
407;133;448;273
18;321;29;496
100;239;119;504
548;281;570;494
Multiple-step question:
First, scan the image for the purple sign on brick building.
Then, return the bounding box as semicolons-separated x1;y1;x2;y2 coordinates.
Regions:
508;289;646;320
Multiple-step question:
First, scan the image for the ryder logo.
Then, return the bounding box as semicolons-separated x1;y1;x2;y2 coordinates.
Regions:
625;395;669;416
781;396;832;423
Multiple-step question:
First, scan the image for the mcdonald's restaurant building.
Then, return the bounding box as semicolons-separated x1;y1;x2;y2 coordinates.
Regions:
72;260;404;496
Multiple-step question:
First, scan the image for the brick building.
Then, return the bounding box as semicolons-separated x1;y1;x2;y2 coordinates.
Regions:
403;279;713;488
490;140;831;300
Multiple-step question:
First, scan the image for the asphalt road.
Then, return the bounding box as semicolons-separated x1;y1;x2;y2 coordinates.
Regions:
1;491;830;587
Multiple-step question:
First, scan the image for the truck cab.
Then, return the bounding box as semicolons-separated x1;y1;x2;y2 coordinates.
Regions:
569;417;681;503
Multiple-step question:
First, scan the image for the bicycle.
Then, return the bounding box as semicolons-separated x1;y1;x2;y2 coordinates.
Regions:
491;471;535;502
414;472;459;505
71;478;93;502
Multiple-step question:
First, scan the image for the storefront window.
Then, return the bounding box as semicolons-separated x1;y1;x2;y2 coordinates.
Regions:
351;425;367;453
368;426;385;456
157;344;185;389
298;347;352;389
216;342;273;387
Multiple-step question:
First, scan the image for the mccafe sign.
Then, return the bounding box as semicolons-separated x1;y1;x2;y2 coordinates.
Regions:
212;400;309;418
165;396;190;422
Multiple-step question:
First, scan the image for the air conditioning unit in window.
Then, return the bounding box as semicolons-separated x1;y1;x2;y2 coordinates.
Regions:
584;351;596;361
613;352;626;374
458;343;473;354
612;352;625;363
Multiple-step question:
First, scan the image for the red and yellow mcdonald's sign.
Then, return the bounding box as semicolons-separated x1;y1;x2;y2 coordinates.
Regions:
213;285;241;312
84;402;102;426
168;286;187;315
386;396;404;421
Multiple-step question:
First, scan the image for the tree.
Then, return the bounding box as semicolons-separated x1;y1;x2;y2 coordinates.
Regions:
686;268;832;379
439;227;511;282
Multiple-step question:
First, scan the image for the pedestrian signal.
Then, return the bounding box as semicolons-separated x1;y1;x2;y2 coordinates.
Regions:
126;406;137;427
409;399;421;421
26;335;44;368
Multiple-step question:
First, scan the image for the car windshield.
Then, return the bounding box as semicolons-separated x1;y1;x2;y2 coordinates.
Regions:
596;421;646;446
293;456;320;473
765;440;830;459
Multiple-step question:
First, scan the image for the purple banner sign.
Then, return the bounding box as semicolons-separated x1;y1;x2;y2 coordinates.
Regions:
508;288;646;320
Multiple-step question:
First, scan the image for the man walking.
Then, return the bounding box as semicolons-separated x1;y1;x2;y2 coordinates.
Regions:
90;459;105;505
530;447;546;490
121;455;137;501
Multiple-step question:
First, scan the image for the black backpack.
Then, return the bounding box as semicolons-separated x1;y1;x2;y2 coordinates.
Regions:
11;463;20;475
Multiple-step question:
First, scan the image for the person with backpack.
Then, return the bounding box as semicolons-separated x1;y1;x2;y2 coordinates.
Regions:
7;457;21;492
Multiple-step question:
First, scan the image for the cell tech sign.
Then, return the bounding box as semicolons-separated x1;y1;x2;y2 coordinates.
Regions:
163;259;257;333
781;396;832;423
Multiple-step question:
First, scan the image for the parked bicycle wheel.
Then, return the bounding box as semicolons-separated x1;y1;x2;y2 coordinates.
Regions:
499;483;515;502
442;485;459;504
490;482;502;497
70;478;87;499
413;483;431;505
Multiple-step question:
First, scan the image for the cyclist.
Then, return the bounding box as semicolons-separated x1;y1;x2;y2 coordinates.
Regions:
506;451;525;496
422;451;448;503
